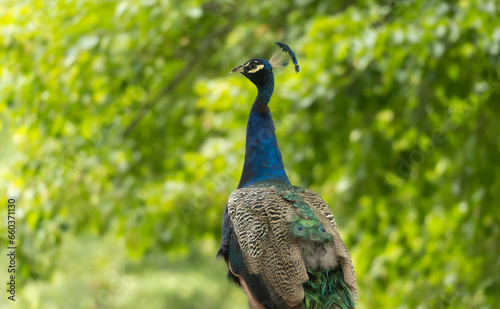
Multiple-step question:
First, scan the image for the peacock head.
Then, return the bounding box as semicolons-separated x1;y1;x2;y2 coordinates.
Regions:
231;58;274;87
231;42;299;88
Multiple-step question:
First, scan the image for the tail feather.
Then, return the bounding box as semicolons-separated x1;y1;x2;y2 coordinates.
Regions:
303;267;355;309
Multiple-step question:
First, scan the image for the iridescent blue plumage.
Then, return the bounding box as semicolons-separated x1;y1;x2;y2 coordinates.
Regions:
218;42;357;309
235;59;290;188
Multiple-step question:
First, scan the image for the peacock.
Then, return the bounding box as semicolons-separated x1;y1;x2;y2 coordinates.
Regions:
217;42;357;309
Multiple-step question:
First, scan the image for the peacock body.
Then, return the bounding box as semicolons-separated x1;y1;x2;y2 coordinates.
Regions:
218;42;357;309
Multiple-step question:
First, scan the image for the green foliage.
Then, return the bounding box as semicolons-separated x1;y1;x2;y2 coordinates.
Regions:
1;0;499;308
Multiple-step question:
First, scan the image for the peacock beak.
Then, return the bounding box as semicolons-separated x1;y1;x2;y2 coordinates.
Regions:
231;65;244;73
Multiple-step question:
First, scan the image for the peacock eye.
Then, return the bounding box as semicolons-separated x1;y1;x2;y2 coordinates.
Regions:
249;63;257;70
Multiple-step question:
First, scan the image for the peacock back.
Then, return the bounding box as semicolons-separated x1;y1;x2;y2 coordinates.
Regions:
227;181;357;309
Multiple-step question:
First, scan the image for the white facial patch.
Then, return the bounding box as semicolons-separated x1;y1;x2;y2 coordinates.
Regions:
244;62;265;73
247;64;264;73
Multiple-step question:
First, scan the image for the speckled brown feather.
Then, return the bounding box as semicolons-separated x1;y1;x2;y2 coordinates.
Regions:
300;189;358;303
227;183;357;307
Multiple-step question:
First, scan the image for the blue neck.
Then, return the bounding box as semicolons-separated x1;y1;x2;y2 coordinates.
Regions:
238;76;290;188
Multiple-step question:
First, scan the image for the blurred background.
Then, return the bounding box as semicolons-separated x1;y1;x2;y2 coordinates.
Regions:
1;0;499;308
